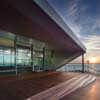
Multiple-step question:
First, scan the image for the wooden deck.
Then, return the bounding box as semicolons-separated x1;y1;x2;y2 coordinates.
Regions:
0;72;79;100
61;77;99;100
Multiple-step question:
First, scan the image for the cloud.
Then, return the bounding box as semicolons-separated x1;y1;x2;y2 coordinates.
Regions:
82;34;100;58
64;0;83;38
72;34;100;62
67;0;79;17
67;22;82;38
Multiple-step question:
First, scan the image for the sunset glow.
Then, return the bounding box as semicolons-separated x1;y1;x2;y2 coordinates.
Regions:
89;57;97;63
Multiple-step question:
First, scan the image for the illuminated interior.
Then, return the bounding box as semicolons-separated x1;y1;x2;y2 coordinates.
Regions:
0;32;69;74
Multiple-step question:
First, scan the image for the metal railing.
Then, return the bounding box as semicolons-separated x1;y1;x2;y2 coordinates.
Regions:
57;64;100;75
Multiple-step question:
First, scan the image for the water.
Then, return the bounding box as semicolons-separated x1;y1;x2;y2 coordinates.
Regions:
57;63;100;75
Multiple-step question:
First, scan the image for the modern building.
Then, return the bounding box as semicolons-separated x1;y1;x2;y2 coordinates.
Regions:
0;0;86;74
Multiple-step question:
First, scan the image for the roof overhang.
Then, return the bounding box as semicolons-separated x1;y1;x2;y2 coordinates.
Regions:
0;0;86;55
34;0;86;52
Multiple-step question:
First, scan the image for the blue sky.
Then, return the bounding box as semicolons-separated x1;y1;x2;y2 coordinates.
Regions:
47;0;100;62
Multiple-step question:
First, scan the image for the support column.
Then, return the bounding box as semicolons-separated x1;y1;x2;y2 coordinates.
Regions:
82;53;84;73
87;60;89;72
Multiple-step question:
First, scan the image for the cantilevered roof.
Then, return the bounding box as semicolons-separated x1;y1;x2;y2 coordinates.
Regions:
0;0;86;55
34;0;86;52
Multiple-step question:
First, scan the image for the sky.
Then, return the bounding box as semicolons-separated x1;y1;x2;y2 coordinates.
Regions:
47;0;100;63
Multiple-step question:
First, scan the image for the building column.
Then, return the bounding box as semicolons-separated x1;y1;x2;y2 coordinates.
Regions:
82;53;85;73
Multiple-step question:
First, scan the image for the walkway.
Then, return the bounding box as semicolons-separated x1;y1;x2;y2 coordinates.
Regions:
0;72;78;100
61;77;100;100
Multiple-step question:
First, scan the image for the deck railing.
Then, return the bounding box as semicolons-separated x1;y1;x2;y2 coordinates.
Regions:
57;64;100;75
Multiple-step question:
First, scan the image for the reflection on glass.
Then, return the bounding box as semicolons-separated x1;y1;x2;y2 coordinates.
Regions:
16;48;31;67
0;32;66;72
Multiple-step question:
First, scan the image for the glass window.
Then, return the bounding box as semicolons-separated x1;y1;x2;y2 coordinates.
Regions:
16;48;31;67
34;50;43;67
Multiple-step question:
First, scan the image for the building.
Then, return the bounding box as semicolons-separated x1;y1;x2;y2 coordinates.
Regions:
0;0;86;74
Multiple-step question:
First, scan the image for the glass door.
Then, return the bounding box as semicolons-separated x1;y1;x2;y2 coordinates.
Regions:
33;50;43;72
16;47;31;73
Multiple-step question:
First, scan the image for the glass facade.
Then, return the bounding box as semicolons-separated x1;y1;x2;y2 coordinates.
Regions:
0;32;68;74
16;48;31;67
0;47;15;67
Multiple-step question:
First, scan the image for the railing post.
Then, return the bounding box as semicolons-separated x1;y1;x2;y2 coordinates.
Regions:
82;53;84;73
